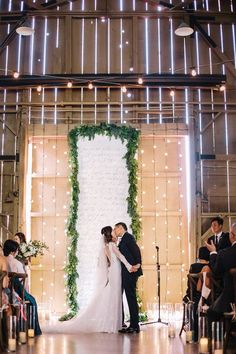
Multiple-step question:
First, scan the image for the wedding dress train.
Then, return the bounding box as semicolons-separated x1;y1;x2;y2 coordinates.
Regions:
43;242;131;333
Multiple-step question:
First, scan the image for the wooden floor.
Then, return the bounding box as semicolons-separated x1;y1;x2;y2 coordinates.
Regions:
8;324;236;354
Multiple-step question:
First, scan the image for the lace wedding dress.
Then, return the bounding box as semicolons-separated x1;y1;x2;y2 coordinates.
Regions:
44;242;131;333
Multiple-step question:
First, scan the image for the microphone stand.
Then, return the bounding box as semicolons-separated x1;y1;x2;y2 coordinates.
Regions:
141;246;168;326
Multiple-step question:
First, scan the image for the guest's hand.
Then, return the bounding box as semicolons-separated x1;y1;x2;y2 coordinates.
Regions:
205;240;216;253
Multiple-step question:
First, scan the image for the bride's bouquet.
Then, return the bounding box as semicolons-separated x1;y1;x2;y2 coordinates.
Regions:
17;240;49;260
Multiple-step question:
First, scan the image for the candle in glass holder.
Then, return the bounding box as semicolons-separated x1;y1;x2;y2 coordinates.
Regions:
28;329;35;338
168;325;176;338
19;331;27;344
8;338;16;351
45;310;50;320
186;330;193;343
199;337;209;353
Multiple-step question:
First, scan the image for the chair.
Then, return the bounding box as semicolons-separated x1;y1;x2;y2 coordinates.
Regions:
2;272;28;348
0;271;7;351
179;272;202;337
205;271;223;304
8;272;28;305
223;268;236;349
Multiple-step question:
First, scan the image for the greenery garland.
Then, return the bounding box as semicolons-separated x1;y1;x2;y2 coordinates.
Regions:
60;123;141;321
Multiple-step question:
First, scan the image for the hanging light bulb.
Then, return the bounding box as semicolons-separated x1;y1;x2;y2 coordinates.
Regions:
13;71;20;79
219;84;226;92
190;67;197;76
37;85;42;92
88;82;94;90
67;81;73;88
170;89;175;97
121;86;127;93
138;77;143;85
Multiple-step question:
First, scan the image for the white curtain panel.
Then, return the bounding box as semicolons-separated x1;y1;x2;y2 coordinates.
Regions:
76;135;131;309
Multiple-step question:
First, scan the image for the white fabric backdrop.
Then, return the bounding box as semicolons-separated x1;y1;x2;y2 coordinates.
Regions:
76;135;131;309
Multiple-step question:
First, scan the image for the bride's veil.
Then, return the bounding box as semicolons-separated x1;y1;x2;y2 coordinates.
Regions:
94;236;109;290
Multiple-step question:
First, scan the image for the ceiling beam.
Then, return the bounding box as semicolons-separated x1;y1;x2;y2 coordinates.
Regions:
0;10;235;23
0;15;27;56
0;73;226;89
192;18;236;80
20;0;42;10
41;0;78;9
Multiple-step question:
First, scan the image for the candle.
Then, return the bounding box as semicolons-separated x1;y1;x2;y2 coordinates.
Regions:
186;330;193;343
19;331;27;344
45;311;50;320
28;329;35;338
8;338;16;352
199;337;209;353
214;350;223;354
168;326;176;338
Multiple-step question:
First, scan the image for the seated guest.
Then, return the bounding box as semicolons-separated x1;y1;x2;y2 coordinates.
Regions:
205;223;236;327
183;246;210;304
0;244;9;305
207;216;231;251
3;240;42;335
183;247;210;342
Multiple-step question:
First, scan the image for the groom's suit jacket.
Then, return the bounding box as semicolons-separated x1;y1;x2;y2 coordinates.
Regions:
119;232;143;277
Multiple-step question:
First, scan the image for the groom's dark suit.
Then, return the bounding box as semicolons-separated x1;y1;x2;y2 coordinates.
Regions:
119;232;142;329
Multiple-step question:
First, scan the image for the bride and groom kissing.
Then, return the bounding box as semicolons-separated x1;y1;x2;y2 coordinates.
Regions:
45;222;142;334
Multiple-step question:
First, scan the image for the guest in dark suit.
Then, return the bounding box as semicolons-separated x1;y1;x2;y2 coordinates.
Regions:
114;222;142;334
207;216;231;251
205;223;236;325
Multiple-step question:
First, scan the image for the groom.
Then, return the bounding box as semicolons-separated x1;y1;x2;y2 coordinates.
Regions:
114;222;143;334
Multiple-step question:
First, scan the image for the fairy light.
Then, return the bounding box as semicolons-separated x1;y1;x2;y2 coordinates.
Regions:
138;77;143;85
13;71;20;79
88;82;94;90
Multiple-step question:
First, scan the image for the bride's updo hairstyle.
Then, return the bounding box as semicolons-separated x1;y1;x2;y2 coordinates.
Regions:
101;226;113;244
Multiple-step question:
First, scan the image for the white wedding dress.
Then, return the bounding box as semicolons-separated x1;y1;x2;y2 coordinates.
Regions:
44;242;131;334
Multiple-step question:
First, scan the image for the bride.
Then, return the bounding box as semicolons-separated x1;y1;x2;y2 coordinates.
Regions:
44;226;139;333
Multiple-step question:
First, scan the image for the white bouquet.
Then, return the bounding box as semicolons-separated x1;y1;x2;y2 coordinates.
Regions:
18;240;49;260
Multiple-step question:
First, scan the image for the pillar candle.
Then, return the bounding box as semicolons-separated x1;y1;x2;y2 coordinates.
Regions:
199;337;209;353
186;330;193;343
8;338;16;352
19;331;27;344
168;326;176;338
28;329;35;338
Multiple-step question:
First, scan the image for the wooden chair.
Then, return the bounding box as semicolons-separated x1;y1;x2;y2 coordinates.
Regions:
224;268;236;349
8;272;28;305
205;271;223;304
0;271;7;351
179;272;202;337
2;272;28;348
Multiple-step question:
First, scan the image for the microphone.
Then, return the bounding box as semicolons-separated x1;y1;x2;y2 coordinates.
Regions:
155;245;159;251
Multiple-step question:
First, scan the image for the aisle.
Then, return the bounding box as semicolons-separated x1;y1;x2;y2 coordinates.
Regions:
14;323;236;354
15;324;197;354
